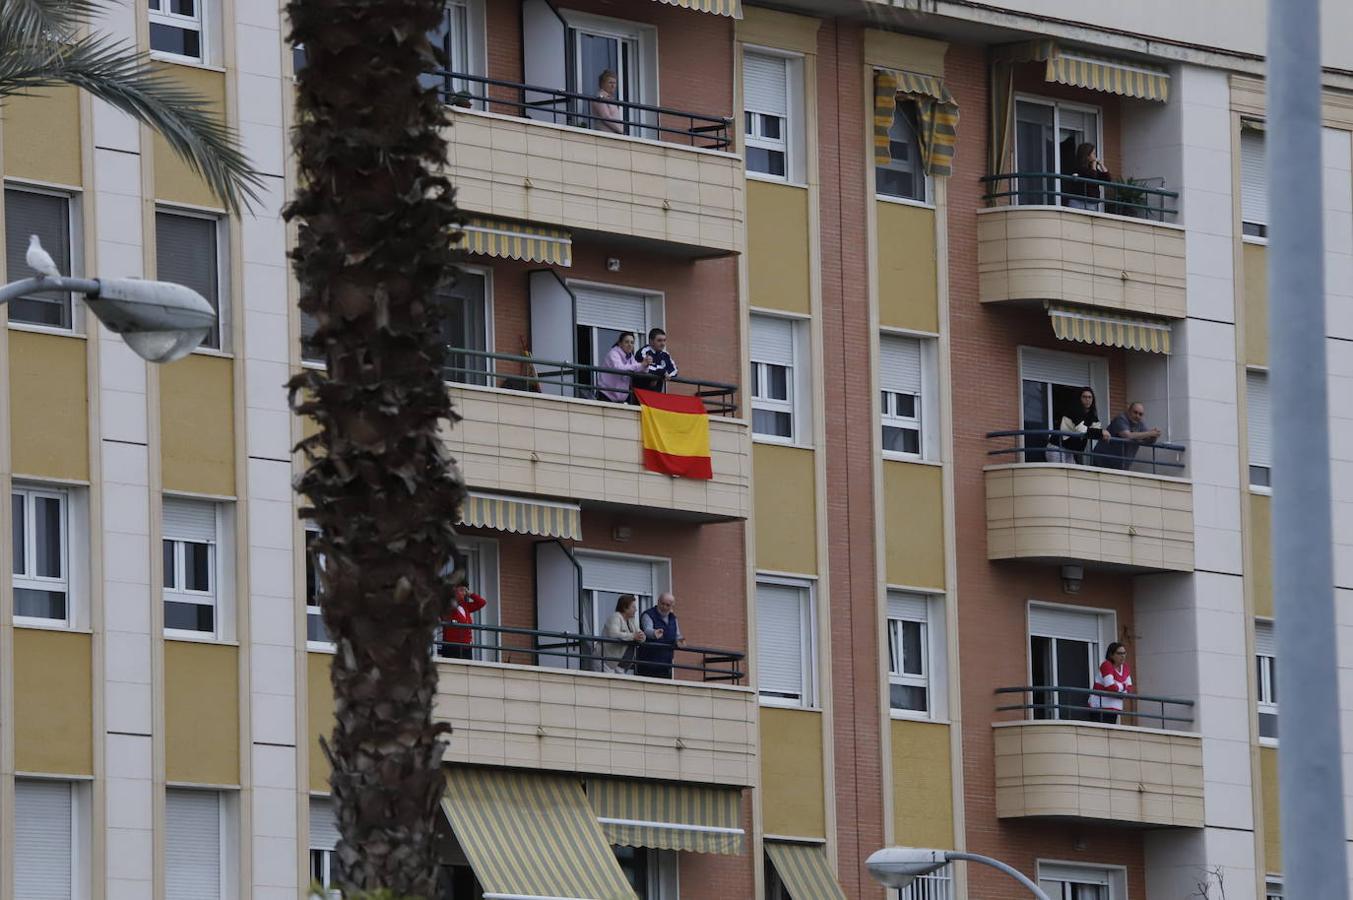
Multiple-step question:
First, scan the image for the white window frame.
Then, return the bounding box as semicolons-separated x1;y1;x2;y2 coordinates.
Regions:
309;796;342;900
436;535;501;661
427;0;489;106
575;549;670;637
15;778;88;900
880;331;938;461
756;574;817;709
12;485;71;628
155;206;230;353
304;521;330;650
1265;875;1283;900
742;46;806;185
887;589;946;722
147;0;209;65
1241;125;1269;240
875;92;929;205
1012;94;1104;204
1027;601;1116;722
441;263;495;384
163;498;232;642
165;787;236;900
4;181;84;334
1036;860;1126;900
1256;617;1278;745
749;312;809;446
1247;367;1272;492
562;9;657;137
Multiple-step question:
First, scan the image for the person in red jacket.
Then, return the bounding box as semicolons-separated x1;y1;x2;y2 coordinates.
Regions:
440;585;487;660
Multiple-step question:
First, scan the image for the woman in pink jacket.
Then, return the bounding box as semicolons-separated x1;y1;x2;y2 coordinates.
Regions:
595;332;647;403
1091;642;1133;724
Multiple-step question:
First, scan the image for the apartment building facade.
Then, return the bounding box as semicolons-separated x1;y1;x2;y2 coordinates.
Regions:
1;0;1351;898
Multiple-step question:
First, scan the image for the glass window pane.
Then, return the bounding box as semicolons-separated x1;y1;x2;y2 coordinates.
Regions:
165;600;213;633
1259;710;1279;740
149;22;201;58
13;493;25;576
4;190;73;328
883;425;920;455
168;0;195;16
35;496;62;578
901;621;924;675
747;147;786;178
14;588;66;620
307;612;330;644
895;393;917;418
761;115;782;140
890;682;927;712
155;213;217;343
753;409;792;438
185;542;211;592
888;623;900;674
768;365;789;401
163;540;177;589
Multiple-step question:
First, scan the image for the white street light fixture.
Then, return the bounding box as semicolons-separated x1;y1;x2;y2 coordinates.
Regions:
1;236;217;364
867;847;1053;900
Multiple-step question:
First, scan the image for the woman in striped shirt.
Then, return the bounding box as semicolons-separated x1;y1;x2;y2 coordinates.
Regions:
1091;642;1133;725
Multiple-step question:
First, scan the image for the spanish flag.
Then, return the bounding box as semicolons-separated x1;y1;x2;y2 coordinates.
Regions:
635;389;713;480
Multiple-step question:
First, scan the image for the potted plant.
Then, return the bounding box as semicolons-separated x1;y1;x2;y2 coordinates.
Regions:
1109;177;1150;218
451;90;474;109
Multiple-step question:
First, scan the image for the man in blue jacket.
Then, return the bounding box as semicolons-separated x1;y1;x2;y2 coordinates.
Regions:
635;592;686;678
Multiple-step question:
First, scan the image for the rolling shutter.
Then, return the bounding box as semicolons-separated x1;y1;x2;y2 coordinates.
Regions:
166;789;221;900
1028;604;1101;642
5;189;71;280
1019;347;1093;388
756;581;805;697
574;287;647;334
879;335;922;394
1247;370;1272;469
578;553;655;596
309;797;340;851
1255;619;1276;657
887;590;928;623
750;315;794;366
1241;130;1268;229
15;780;73;899
743;53;788;116
155;212;219;313
163;498;217;542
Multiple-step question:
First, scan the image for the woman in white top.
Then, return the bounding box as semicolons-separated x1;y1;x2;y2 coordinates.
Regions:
1089;642;1134;725
602;594;646;673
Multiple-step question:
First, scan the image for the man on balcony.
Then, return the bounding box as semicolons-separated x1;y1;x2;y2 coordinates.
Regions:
635;327;679;394
635;592;686;678
1098;401;1161;470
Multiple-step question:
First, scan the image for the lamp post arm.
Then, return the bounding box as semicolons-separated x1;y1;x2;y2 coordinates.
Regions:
944;852;1054;900
0;276;101;306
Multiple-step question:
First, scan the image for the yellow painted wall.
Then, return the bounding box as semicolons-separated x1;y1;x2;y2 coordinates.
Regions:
747;181;811;316
883;461;945;589
1243;242;1268;367
1250;492;1272;619
876;201;938;333
760;706;825;838
753;444;816;573
152;64;227;209
1261;745;1280;871
891;720;953;849
309;652;333;792
10;331;89;481
2;87;82;186
14;629;92;775
160;353;235;496
165;641;240;784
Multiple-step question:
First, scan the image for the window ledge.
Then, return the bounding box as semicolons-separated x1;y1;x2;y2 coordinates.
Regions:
1249;486;1273;496
875;194;935;211
149;54;226;74
164;633;239;646
746;172;806;189
307;641;337;654
1259;737;1279;747
1242;234;1270;247
752;435;807;449
758;698;821;711
191;347;234;360
890;710;947;724
14;621;90;634
7;323;84;339
882;453;942;468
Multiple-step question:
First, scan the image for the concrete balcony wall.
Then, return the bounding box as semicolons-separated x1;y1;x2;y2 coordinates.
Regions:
985;464;1194;572
993;721;1203;827
444;385;751;520
434;660;757;787
977;206;1187;318
444;110;744;255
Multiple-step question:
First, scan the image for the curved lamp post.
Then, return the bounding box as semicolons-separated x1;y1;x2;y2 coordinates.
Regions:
867;847;1053;900
0;238;217;364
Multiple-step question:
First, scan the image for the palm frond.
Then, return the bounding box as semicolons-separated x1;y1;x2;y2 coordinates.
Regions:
0;0;104;49
0;35;264;213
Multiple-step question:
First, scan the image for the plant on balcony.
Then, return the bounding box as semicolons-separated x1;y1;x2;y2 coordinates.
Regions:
286;0;466;891
1108;176;1151;218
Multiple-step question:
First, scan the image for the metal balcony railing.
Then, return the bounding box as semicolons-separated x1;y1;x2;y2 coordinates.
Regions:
429;71;734;151
986;429;1186;475
995;685;1196;731
435;622;745;684
445;347;739;416
981;172;1179;222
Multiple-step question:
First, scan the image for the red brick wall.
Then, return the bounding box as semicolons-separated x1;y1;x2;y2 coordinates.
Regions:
947;43;1146;900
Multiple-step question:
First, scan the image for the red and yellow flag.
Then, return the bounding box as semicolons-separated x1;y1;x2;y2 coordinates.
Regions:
635;389;713;480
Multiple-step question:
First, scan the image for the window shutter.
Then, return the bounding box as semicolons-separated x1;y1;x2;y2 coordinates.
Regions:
5;189;71;280
309;797;341;850
15;780;72;899
578;554;655;596
750;315;795;366
1241;130;1268;228
887;590;928;623
743;53;788;116
1038;864;1111;887
1019;348;1094;388
166;789;221;900
155;212;219;314
756;582;805;697
879;335;922;394
1255;619;1276;657
1028;604;1102;642
163;498;217;542
574;287;648;335
1247;370;1271;468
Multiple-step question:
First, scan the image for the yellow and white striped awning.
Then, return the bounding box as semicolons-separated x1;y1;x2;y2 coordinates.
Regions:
1049;303;1173;354
458;491;582;541
651;0;741;16
765;841;848;900
586;778;745;855
460;217;572;267
873;69;960;177
442;768;637;900
1047;47;1170;102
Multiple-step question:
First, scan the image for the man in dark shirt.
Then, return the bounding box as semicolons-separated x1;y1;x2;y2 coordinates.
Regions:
1099;401;1161;469
635;591;686;678
635;327;679;393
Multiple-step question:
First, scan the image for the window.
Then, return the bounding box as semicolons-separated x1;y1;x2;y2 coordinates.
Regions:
166;789;224;900
1013;97;1101;207
441;268;492;386
888;591;943;717
615;847;678;899
309;797;341;900
880;334;928;458
744;51;790;179
1037;862;1124;900
1029;603;1109;722
1241;127;1268;238
305;523;329;647
1256;618;1278;741
577;552;665;637
437;537;500;662
156;210;224;350
148;0;205;61
756;578;815;707
573;283;659;394
1266;877;1283;900
4;187;75;329
1020;346;1109;462
897;865;952;900
12;486;69;624
750;314;801;442
15;779;75;898
163;497;219;637
877;98;927;202
1247;369;1271;488
300;309;322;364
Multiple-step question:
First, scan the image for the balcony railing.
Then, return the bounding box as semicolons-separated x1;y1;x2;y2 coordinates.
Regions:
995;685;1196;731
434;623;745;684
429;71;733;151
445;347;739;416
981;172;1179;223
986;429;1186;475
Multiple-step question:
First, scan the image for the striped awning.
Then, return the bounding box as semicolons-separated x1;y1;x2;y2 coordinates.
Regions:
873;69;959;177
651;0;741;16
442;768;637;900
586;778;744;855
1048;303;1172;354
1047;47;1170;102
461;217;572;267
765;841;847;900
458;491;582;541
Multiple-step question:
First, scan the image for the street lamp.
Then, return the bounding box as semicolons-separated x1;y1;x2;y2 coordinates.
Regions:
0;237;217;363
867;847;1053;900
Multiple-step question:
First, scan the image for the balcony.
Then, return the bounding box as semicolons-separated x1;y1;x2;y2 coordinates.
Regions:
441;351;750;522
440;74;743;257
433;626;755;786
984;432;1194;572
977;174;1186;320
993;686;1202;828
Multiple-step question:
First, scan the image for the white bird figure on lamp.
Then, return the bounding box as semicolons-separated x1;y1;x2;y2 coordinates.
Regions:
26;235;60;279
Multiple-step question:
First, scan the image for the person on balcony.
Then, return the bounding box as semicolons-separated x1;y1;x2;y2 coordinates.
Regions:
1098;401;1161;470
439;585;487;661
634;327;679;395
635;592;686;678
590;69;625;134
1064;142;1113;211
602;594;646;674
595;332;648;403
1089;642;1134;725
1051;386;1105;464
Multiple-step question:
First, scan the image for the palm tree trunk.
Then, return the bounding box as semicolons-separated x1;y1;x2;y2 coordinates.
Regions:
285;0;464;891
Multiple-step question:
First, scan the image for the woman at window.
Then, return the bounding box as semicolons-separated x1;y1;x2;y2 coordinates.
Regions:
595;331;647;403
602;594;645;674
439;584;487;661
590;69;625;134
1052;386;1105;464
1089;642;1134;725
1064;142;1113;211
